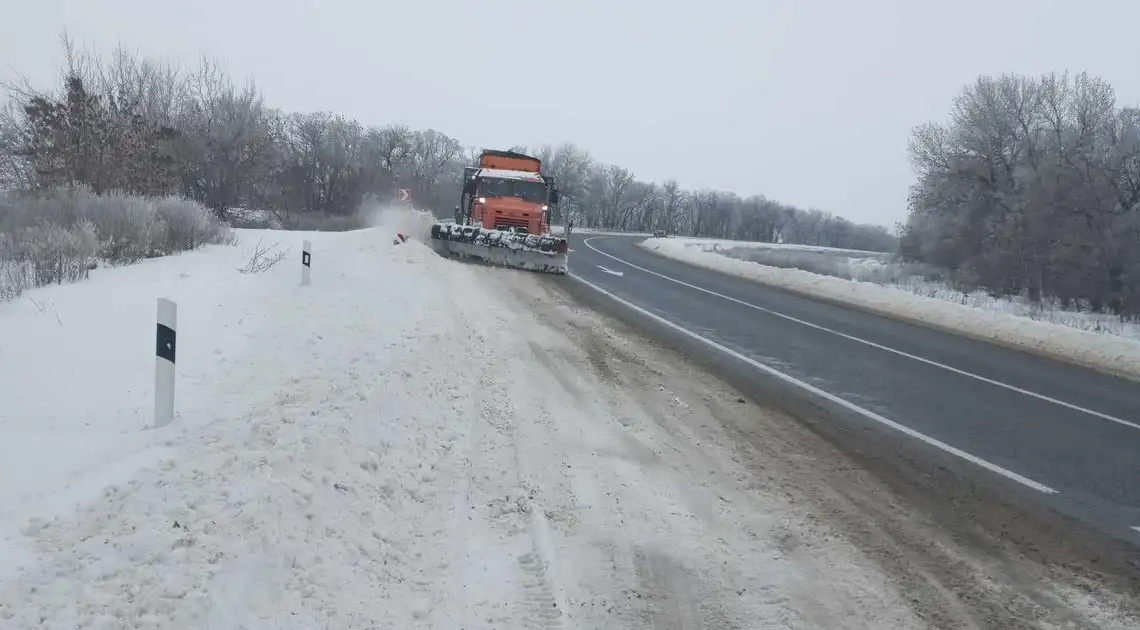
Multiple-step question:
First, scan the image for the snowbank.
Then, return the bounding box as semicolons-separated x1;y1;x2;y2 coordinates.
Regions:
558;225;653;237
0;231;282;579
661;236;879;257
0;221;461;627
641;238;1140;381
702;240;1140;340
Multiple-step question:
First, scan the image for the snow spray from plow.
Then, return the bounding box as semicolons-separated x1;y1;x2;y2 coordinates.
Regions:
430;221;568;274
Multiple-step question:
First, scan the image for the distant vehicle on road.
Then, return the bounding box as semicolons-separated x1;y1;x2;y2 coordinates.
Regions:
653;230;667;238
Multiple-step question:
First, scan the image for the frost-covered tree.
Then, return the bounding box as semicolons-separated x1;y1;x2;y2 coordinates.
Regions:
902;72;1140;317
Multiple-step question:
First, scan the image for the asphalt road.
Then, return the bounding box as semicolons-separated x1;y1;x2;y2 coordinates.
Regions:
563;233;1140;544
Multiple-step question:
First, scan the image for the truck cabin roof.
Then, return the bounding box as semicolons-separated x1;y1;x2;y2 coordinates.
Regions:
476;168;546;183
480;149;540;163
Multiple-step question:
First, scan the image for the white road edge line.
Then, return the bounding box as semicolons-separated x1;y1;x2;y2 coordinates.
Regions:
582;237;1140;433
568;272;1059;495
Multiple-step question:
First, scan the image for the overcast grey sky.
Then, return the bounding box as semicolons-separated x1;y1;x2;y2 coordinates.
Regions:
2;0;1138;226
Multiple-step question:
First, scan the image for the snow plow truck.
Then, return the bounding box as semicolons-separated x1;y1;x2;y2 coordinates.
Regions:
429;149;568;274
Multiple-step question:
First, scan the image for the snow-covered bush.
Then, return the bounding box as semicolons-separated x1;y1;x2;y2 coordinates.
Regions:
0;186;233;299
0;219;99;286
226;207;283;230
0;259;34;301
155;196;235;252
81;191;171;263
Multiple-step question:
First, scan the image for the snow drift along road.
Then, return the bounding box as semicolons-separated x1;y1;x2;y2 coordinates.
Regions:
641;237;1140;381
2;216;1067;628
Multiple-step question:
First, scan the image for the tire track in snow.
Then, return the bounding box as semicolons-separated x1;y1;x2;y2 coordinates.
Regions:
480;359;567;630
506;282;755;629
535;335;742;629
518;527;564;630
631;547;739;630
495;273;747;628
429;282;569;629
414;265;538;627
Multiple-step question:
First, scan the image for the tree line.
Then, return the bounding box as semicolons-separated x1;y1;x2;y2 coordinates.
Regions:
901;71;1140;319
17;34;1131;318
0;34;895;251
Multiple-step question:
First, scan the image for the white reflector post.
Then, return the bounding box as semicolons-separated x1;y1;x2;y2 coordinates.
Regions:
301;239;312;286
154;298;177;428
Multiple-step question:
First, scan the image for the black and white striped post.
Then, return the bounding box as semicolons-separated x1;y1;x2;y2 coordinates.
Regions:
154;298;177;428
301;239;312;286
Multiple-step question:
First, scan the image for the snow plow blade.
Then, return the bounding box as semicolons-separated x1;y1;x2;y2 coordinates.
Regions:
429;222;568;274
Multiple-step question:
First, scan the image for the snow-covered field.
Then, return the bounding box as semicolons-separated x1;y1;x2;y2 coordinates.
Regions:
0;212;947;628
641;238;1140;381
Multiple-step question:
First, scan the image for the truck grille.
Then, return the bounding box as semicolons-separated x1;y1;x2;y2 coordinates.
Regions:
493;216;530;232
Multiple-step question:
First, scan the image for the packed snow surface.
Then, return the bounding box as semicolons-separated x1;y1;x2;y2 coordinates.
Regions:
640;237;1140;381
1;216;935;628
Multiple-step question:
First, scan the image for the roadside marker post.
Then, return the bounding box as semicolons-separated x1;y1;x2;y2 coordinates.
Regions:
154;298;177;428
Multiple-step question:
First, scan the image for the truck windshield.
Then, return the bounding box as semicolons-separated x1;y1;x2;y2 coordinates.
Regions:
478;177;547;204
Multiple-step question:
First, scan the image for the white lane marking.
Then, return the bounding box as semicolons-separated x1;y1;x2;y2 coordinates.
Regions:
582;237;1140;433
568;273;1059;495
597;265;624;277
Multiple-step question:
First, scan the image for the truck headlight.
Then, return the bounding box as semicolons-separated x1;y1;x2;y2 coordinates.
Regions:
477;197;486;204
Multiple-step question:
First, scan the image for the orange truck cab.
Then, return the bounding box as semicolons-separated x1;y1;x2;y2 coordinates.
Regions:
459;150;560;236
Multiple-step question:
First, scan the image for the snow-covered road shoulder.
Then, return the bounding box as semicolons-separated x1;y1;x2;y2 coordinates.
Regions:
0;218;947;628
640;237;1140;381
